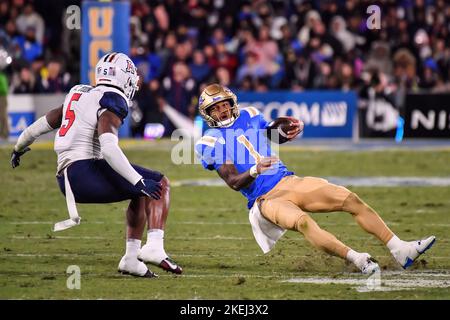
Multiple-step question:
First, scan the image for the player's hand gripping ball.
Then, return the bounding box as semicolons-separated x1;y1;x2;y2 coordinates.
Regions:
278;117;304;140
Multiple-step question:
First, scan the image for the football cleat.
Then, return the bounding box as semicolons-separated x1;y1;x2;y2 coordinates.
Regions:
355;253;380;275
157;257;183;274
391;236;436;269
118;255;158;278
138;245;183;274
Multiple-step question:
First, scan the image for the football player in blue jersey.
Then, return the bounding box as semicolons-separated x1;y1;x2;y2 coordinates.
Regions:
195;84;435;274
10;53;182;278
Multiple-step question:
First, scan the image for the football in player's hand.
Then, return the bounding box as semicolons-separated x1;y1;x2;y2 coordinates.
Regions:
278;117;297;136
277;117;303;138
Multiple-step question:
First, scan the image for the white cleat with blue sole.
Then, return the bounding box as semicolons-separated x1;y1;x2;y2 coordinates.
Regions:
391;236;436;269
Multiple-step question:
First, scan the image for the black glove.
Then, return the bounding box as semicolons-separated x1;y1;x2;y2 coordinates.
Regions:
135;178;162;200
11;147;31;169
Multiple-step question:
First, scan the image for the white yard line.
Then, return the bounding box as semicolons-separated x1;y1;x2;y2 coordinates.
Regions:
4;271;449;282
10;235;253;241
1;252;449;260
0;253;117;257
8;221;249;225
8;220;450;227
0;253;262;258
173;177;450;187
9;221;107;225
8;235;450;249
9;234;449;244
282;276;450;291
11;235;109;240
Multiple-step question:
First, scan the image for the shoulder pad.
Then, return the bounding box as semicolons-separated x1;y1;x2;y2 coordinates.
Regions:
77;85;93;93
241;106;260;118
99;91;128;121
195;135;225;148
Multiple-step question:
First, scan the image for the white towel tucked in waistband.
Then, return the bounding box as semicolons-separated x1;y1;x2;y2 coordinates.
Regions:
53;167;81;232
248;200;286;254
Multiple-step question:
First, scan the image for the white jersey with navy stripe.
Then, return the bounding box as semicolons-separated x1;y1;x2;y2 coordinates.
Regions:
54;84;129;173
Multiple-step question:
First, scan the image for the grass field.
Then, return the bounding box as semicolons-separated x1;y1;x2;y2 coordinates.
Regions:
0;140;449;300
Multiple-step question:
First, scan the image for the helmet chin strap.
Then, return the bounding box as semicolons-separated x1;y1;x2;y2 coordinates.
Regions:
217;117;235;127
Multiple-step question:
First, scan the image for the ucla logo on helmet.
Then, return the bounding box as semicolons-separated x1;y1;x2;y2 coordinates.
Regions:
199;96;205;105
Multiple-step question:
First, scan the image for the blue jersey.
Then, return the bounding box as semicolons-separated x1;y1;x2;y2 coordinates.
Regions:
195;107;294;209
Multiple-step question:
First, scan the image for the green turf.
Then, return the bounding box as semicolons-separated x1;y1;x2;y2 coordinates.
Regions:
0;141;449;299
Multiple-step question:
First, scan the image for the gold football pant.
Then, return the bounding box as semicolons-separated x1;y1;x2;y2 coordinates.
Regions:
258;175;394;258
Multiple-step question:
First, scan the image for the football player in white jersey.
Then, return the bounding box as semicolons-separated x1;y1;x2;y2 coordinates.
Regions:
10;52;182;278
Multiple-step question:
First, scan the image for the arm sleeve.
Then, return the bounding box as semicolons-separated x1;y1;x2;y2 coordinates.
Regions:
99;132;142;185
14;116;54;152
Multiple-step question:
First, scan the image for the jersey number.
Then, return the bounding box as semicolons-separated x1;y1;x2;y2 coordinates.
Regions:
237;135;262;163
59;93;81;137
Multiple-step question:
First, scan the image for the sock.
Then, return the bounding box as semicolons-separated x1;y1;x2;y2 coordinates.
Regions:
125;238;141;258
346;249;361;264
147;229;164;240
386;235;404;251
146;229;165;252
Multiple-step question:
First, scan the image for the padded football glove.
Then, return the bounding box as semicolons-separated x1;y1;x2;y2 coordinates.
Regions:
135;178;162;200
11;147;31;169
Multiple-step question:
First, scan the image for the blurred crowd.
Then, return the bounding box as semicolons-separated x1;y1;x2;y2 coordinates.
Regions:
0;0;79;94
1;0;450;135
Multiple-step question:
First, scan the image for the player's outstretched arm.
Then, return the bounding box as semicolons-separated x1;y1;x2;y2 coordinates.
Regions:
217;157;279;191
11;105;63;168
98;110;161;199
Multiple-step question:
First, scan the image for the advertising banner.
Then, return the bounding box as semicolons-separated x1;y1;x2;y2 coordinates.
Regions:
404;93;450;138
358;93;399;138
237;91;357;138
7;95;35;138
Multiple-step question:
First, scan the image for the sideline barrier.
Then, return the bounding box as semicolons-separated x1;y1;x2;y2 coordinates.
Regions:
9;91;448;141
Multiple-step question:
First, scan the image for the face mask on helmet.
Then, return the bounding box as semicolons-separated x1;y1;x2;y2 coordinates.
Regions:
199;84;240;128
124;75;140;100
207;100;235;127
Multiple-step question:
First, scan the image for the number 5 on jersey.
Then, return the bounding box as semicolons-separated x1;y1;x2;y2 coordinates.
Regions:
59;93;81;137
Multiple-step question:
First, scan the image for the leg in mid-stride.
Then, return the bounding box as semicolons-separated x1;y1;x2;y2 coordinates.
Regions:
138;174;183;274
259;175;435;272
58;159;183;277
